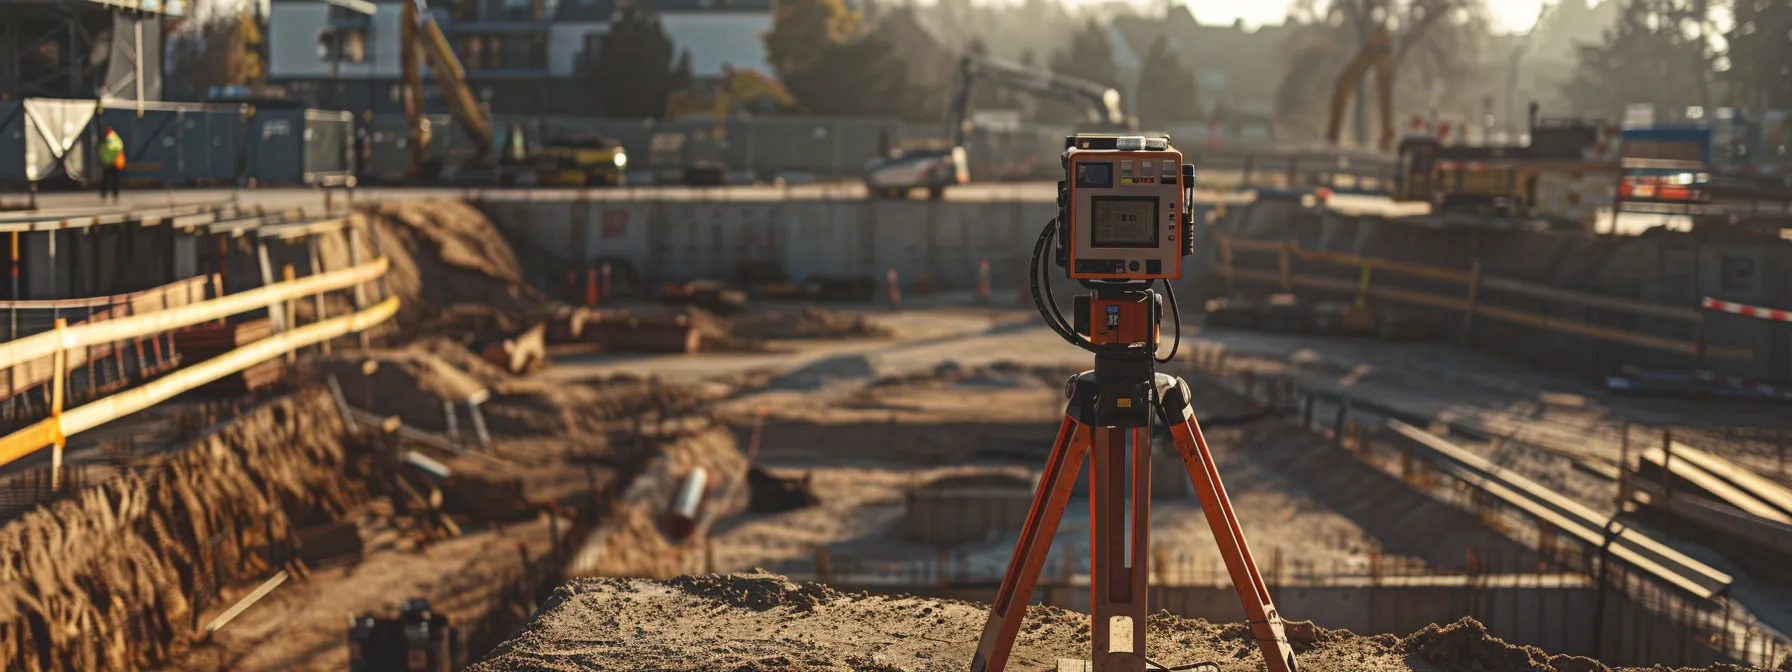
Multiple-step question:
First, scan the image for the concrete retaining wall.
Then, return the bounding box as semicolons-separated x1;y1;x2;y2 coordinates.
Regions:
1210;198;1792;383
476;198;1234;295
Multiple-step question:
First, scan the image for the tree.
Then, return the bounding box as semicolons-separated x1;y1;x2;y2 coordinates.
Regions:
594;4;681;118
1039;20;1121;123
1563;0;1715;118
1725;0;1792;110
763;0;861;76
1135;35;1199;130
763;0;924;118
1273;0;1491;142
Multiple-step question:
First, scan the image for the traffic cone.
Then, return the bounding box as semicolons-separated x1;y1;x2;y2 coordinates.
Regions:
585;268;598;307
886;269;902;309
976;260;991;304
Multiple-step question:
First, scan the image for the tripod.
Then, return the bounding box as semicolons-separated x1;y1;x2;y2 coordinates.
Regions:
969;287;1297;672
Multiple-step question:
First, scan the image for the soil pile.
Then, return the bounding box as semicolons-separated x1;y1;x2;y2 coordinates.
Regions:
0;392;367;671
730;306;892;340
572;425;750;579
353;200;554;336
468;573;1762;672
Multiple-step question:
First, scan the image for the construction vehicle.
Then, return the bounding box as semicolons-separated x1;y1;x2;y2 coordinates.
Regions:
1392;104;1617;223
1324;26;1396;152
862;53;1131;200
398;0;625;185
656;66;796;186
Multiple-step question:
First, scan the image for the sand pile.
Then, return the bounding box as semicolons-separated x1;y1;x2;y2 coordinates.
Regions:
468;573;1765;672
0;391;368;672
730;306;892;340
354;200;555;336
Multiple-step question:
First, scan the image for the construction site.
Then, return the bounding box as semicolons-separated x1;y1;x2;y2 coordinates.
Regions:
3;0;1792;667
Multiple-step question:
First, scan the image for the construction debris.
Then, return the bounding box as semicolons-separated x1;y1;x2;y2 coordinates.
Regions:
746;467;819;514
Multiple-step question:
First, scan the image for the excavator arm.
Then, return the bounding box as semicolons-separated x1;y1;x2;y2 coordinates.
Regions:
1324;27;1396;152
945;53;1127;148
400;0;494;179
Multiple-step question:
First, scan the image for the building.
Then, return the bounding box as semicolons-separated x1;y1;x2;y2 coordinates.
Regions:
0;0;181;104
266;0;771;116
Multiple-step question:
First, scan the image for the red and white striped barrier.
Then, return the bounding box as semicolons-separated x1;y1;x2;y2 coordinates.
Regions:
1701;297;1792;322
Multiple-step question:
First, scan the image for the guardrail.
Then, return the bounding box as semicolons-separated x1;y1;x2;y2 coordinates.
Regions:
0;255;396;473
1213;235;1750;361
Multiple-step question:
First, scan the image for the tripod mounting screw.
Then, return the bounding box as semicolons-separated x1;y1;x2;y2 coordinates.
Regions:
1064;375;1078;400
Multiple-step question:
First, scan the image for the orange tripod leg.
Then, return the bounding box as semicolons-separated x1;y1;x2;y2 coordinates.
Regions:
1160;378;1299;672
972;415;1093;672
1089;426;1150;672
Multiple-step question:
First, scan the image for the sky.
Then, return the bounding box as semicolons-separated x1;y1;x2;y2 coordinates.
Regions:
1172;0;1548;34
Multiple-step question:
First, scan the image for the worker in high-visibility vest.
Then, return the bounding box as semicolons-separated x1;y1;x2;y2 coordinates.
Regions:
98;128;125;202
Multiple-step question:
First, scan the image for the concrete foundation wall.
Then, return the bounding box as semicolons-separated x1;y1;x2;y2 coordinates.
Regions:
1212;199;1792;383
477;199;1235;295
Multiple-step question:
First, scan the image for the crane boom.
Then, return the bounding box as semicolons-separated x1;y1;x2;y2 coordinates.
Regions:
945;53;1127;147
1323;26;1395;152
399;0;493;179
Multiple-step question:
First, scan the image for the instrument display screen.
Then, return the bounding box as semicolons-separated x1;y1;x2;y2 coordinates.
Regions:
1090;196;1159;248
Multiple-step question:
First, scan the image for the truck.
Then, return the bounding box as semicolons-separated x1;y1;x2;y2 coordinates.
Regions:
862;53;1131;200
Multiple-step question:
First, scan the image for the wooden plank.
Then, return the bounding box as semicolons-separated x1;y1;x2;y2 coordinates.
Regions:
1295;249;1476;284
1638;447;1792;524
1665;441;1792;518
0;257;389;370
1625;477;1792;557
58;297;399;438
1388;420;1732;599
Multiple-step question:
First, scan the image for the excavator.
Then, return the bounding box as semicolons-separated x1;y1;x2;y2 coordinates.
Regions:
398;0;627;186
1323;26;1396;152
863;53;1131;200
657;65;798;185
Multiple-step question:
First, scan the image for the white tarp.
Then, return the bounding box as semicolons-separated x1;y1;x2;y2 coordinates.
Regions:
22;99;96;183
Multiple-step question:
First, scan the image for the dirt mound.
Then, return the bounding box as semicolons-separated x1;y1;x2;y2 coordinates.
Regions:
730;306;891;340
1403;618;1559;672
573;426;749;579
468;573;1761;672
666;570;840;612
0;391;368;671
356;200;554;336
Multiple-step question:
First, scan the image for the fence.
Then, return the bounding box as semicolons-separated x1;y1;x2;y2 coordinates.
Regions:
0;98;356;189
0;249;393;475
1208;232;1785;381
1180;346;1790;669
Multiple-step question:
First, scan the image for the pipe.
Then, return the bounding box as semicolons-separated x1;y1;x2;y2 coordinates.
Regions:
665;466;709;541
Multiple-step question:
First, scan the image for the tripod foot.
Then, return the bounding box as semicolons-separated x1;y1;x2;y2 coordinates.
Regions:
1158;374;1299;672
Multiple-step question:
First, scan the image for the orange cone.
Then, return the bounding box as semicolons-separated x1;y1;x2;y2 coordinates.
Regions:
887;269;902;309
585;268;598;307
976;260;991;304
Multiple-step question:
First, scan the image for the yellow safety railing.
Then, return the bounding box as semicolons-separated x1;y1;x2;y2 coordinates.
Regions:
0;257;398;473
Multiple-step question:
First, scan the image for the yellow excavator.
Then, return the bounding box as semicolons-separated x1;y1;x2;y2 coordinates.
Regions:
657;66;797;185
1324;26;1396;152
399;0;627;185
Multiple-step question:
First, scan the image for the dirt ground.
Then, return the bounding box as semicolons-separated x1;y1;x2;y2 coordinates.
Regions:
697;362;1522;584
467;572;1761;672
